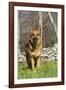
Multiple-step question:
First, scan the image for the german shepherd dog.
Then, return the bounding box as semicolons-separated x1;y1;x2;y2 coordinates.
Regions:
26;26;42;70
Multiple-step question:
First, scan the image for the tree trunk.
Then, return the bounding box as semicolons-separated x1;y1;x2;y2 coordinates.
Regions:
39;12;43;48
48;12;57;36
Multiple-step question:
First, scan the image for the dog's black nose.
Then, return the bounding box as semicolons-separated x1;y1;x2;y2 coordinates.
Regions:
33;38;37;42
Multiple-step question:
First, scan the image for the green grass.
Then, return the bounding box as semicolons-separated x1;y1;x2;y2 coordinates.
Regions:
18;60;57;79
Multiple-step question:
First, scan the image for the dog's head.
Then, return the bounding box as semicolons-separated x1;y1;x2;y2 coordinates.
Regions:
30;26;41;47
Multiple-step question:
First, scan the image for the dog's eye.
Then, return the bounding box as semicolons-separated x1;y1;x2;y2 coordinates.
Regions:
32;34;34;36
37;34;40;36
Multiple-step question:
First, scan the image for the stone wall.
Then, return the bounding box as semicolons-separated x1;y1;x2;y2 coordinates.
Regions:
18;44;58;63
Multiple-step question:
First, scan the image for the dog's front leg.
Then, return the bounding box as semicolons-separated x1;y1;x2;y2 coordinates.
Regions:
36;58;40;68
31;58;35;70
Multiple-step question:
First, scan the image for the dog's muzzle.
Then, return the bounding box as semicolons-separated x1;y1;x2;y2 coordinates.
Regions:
33;38;38;43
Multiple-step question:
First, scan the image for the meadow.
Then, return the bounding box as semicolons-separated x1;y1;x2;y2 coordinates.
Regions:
18;60;57;79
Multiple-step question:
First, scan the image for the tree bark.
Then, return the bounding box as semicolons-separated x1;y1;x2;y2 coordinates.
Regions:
39;12;43;48
48;12;57;36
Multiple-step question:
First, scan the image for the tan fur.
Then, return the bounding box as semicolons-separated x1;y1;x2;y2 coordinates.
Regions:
26;27;42;70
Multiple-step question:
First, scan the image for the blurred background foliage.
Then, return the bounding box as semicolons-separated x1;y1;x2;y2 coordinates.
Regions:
18;11;57;53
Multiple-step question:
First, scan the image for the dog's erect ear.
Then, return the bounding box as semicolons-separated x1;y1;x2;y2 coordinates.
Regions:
30;25;41;32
